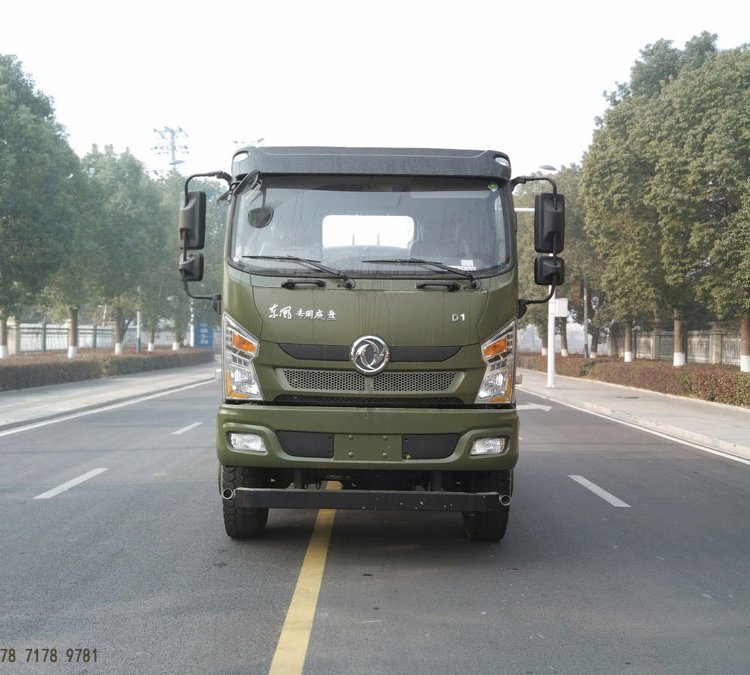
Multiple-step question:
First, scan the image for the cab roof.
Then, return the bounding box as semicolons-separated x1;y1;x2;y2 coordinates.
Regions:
231;146;512;181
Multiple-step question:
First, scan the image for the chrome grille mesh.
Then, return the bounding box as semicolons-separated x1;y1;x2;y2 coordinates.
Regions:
282;369;366;392
373;371;456;392
280;369;458;393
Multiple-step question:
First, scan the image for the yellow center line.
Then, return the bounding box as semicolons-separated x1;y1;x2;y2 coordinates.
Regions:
268;484;339;675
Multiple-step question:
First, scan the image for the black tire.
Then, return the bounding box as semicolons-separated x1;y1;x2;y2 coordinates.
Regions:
462;470;511;542
220;465;269;539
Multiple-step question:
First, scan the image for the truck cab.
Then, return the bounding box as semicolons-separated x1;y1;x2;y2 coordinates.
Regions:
179;146;564;541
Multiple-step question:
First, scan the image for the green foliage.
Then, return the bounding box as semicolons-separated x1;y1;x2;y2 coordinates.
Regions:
0;356;101;390
583;34;750;338
0;55;81;319
583;96;663;326
518;355;750;408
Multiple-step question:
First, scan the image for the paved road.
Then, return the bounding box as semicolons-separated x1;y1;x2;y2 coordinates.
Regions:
1;378;749;674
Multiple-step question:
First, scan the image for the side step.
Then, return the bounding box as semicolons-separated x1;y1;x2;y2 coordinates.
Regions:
229;487;511;512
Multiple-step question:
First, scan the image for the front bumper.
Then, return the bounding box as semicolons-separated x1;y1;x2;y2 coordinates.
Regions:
229;487;511;511
217;402;519;471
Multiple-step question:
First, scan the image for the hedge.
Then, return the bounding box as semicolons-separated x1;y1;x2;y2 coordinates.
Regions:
0;349;215;391
517;354;750;409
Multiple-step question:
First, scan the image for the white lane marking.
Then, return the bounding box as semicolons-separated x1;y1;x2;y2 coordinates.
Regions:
34;468;109;499
171;422;202;435
568;475;631;508
520;389;750;467
0;381;211;439
517;403;552;411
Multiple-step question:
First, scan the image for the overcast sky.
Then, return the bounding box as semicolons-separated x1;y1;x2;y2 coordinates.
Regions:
2;0;748;177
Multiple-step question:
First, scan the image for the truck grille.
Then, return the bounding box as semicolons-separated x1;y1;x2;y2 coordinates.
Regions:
279;368;459;394
273;395;464;408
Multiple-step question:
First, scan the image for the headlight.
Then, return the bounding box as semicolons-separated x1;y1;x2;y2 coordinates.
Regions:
470;438;508;456
229;433;267;454
475;321;515;404
223;314;263;401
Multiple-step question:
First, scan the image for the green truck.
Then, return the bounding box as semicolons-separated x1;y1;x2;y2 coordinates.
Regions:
179;146;564;541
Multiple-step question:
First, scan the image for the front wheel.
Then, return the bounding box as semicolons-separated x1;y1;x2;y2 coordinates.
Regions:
219;465;269;539
462;470;511;542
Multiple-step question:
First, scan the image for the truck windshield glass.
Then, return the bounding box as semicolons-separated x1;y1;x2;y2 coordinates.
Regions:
231;175;509;277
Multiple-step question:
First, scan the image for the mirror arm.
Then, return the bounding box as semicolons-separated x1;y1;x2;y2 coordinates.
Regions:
183;171;232;203
181;276;221;304
511;175;559;207
518;235;561;317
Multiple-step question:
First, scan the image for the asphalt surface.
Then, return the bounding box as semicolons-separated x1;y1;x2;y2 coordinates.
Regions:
1;364;749;674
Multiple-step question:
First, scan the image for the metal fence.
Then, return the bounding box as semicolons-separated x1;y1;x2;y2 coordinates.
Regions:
633;329;739;366
6;323;176;355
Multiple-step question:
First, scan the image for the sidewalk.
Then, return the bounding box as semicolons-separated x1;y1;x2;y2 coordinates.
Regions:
518;368;750;462
0;362;218;431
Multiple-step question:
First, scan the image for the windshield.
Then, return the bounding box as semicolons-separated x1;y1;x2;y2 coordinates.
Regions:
230;175;510;278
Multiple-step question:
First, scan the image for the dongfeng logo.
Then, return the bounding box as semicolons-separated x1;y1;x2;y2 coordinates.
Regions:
350;336;390;375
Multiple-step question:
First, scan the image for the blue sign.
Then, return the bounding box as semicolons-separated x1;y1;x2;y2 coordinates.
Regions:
193;324;214;349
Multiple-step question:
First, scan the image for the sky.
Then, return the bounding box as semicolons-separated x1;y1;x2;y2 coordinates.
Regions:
1;0;748;178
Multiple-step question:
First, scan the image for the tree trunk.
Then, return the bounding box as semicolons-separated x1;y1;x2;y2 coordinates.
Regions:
740;315;750;373
624;323;634;362
673;308;686;367
610;329;619;358
590;325;600;358
114;306;124;355
67;306;79;359
0;315;8;358
148;327;156;352
558;317;569;357
541;329;548;356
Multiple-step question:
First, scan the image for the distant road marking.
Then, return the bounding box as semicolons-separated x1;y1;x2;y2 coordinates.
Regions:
269;486;338;675
517;403;552;411
569;475;631;508
172;422;202;435
34;468;109;499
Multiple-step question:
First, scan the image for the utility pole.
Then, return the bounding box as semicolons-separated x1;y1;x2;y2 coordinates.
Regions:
152;126;189;173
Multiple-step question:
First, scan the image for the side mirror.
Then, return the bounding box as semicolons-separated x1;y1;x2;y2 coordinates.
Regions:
179;191;207;250
179;252;204;282
534;192;565;253
534;255;565;286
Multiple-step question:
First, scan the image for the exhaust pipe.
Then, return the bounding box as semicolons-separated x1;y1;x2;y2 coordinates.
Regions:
221;488;235;501
499;494;511;507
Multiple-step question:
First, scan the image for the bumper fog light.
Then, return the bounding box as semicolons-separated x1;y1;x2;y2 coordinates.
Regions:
470;438;507;456
229;433;267;454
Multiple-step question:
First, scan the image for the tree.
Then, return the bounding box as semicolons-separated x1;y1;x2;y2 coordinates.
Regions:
0;55;80;356
583;34;720;364
46;169;99;357
82;146;165;353
712;183;750;371
645;45;750;370
583;95;664;360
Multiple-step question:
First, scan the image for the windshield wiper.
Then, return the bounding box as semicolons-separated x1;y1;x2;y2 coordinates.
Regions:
242;255;354;289
363;258;478;289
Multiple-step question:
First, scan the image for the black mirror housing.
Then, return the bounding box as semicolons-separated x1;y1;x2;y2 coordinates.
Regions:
534;255;565;286
179;191;207;250
180;252;204;282
534;192;565;253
